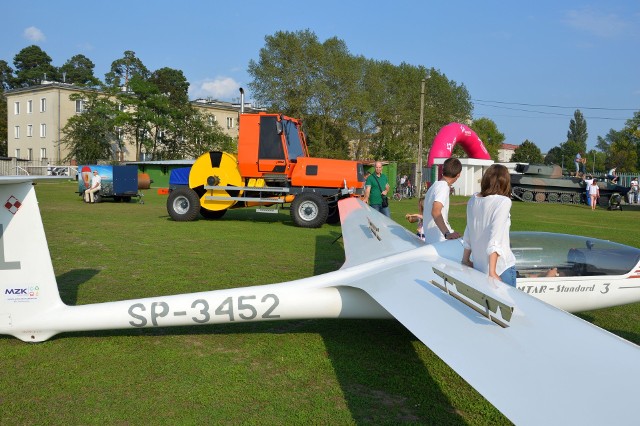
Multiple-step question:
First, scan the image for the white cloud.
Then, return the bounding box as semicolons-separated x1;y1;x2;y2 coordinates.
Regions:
23;26;46;42
190;76;240;100
564;8;628;38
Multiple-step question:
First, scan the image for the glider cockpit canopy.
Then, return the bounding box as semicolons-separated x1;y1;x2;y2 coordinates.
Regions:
511;232;640;278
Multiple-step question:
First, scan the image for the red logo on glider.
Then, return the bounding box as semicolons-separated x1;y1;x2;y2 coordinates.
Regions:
4;196;22;215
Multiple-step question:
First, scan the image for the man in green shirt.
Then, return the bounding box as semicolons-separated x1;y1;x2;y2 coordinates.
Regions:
364;161;391;217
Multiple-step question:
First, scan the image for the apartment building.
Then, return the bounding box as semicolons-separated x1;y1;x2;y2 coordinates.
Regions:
5;82;254;164
6;82;84;164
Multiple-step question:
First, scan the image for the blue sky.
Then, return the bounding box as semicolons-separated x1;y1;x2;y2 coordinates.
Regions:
4;1;639;153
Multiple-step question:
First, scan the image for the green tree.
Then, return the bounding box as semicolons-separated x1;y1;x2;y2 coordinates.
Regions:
248;30;320;118
597;128;630;171
344;56;376;160
544;147;563;165
0;60;12;156
59;54;100;86
510;140;543;163
114;74;161;160
105;50;149;89
175;109;235;159
558;139;584;169
585;149;606;174
105;52;157;160
622;111;640;171
596;111;640;172
144;67;192;159
150;67;190;105
547;109;590;171
0;60;14;89
567;109;588;148
13;45;59;87
60;91;117;164
470;118;504;161
248;30;472;162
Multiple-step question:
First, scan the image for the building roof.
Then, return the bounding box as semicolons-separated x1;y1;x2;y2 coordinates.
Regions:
501;143;519;150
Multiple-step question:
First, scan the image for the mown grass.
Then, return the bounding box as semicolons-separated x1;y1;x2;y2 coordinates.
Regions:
1;181;638;425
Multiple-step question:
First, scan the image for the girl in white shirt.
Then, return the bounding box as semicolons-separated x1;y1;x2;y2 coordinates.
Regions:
461;164;517;286
589;178;600;210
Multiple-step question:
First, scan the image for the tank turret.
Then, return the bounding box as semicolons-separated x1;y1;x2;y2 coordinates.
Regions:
514;163;563;178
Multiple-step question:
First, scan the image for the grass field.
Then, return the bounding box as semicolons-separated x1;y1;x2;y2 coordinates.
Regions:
2;181;639;425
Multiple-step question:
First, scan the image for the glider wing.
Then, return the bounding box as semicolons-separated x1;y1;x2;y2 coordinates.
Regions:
338;197;640;425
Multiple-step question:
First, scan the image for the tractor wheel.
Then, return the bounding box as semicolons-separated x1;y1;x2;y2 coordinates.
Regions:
167;187;200;221
200;207;227;220
290;193;329;228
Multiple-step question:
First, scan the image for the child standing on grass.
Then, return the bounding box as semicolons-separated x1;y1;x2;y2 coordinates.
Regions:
589;178;600;210
405;197;425;241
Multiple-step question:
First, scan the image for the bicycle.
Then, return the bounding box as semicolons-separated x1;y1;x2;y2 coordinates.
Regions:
393;187;403;201
393;185;414;201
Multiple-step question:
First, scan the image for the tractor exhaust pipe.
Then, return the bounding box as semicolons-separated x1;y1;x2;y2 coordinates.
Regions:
239;87;244;114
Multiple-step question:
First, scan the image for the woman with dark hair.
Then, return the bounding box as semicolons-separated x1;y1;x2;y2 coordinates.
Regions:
461;164;517;286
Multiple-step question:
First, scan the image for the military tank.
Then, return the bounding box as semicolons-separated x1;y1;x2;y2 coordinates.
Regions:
510;163;629;207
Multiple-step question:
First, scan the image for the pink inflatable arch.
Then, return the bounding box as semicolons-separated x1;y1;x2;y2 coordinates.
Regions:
426;123;491;167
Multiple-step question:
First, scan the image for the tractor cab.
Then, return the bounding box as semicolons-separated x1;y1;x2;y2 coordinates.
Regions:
237;113;308;180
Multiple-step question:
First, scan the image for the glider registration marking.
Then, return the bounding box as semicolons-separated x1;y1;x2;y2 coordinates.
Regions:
127;294;281;327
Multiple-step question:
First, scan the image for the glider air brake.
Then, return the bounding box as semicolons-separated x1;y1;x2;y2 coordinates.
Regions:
1;177;640;425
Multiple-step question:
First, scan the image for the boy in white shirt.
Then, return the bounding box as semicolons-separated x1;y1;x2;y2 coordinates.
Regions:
422;158;462;244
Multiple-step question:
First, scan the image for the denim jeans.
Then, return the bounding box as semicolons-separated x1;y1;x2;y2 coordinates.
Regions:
370;204;391;218
500;266;517;287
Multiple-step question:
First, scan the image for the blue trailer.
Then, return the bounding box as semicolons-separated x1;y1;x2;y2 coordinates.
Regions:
78;165;141;203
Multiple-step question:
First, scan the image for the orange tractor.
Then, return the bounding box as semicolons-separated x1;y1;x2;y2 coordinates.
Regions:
166;91;365;228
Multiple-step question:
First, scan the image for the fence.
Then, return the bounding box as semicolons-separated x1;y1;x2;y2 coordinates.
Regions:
0;158;77;177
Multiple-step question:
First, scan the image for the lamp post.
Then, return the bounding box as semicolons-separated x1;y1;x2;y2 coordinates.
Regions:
417;70;430;198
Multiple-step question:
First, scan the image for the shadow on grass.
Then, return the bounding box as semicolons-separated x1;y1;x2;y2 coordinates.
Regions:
46;233;468;423
159;206;346;229
575;312;640;345
57;269;100;305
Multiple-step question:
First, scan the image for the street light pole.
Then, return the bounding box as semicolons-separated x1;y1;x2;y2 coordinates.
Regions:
417;77;426;198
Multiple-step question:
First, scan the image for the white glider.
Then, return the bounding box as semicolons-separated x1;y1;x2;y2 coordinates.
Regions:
1;178;640;425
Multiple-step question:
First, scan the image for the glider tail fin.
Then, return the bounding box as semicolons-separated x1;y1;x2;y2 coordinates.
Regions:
0;180;64;341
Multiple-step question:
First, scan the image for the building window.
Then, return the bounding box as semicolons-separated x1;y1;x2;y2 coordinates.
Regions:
40;148;47;160
40;124;47;137
27;124;33;137
15;149;20;159
14;126;20;138
40;98;46;112
27;100;33;114
226;117;234;128
75;99;84;113
27;148;33;161
14;102;20;115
